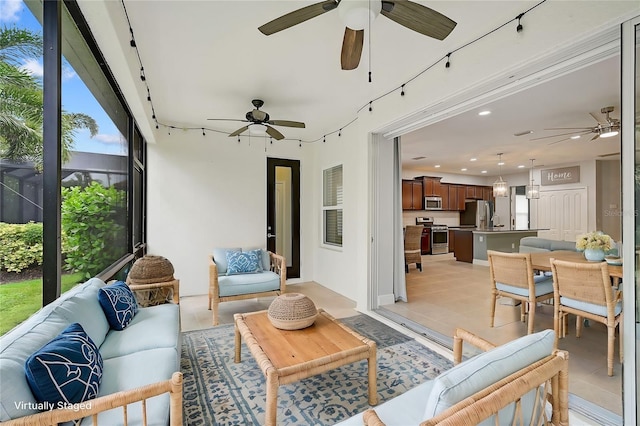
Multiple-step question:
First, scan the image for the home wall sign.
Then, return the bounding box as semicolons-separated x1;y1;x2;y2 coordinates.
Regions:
541;166;580;186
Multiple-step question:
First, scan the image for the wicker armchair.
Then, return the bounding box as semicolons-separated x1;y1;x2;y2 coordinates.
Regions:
404;225;424;273
550;258;623;376
488;250;554;334
209;250;286;325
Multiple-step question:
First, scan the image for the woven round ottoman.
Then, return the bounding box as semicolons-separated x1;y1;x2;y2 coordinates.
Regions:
268;293;318;330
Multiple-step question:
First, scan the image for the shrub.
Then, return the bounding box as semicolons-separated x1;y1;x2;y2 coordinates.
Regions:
0;222;43;273
61;182;127;278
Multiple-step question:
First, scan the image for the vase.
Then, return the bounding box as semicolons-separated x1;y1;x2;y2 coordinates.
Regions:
583;248;605;262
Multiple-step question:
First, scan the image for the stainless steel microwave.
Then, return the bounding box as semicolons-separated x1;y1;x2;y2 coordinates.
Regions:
424;196;442;210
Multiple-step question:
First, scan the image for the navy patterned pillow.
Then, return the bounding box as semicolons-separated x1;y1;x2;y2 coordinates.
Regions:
25;323;103;405
226;251;261;275
98;281;139;330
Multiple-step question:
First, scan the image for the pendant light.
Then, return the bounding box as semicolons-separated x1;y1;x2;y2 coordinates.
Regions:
492;153;508;198
526;158;540;199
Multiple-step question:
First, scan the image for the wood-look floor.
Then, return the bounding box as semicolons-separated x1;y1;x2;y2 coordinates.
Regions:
381;253;622;416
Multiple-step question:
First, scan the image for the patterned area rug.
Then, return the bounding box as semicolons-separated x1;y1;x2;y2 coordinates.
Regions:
181;314;452;425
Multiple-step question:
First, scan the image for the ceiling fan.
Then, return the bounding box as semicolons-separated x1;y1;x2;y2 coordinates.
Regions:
207;99;305;140
531;106;621;145
258;0;457;70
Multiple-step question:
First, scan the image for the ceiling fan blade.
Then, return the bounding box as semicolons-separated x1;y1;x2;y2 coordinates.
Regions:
341;28;364;70
258;0;338;35
543;127;593;130
530;130;591;141
228;125;249;137
268;120;306;128
265;125;285;140
590;134;600;141
380;0;456;40
208;118;249;122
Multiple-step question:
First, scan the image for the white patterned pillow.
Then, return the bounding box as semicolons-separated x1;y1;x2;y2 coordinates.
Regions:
226;251;261;275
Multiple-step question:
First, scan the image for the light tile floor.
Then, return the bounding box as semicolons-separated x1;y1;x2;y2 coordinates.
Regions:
180;278;610;425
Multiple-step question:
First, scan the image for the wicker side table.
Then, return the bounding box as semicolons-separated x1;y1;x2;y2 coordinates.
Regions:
126;255;179;306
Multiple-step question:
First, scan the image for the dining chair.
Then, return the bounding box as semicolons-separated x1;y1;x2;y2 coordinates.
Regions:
404;225;423;273
550;258;623;376
488;250;554;334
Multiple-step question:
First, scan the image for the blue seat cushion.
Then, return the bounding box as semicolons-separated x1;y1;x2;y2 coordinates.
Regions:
550;240;578;251
218;271;280;297
496;275;554;298
25;323;103;406
424;329;555;424
99;304;180;360
560;297;622;317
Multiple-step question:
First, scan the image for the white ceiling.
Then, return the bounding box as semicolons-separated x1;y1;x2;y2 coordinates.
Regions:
78;1;632;173
401;55;621;177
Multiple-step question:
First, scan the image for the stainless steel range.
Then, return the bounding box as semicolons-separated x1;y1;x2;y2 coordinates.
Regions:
430;224;449;255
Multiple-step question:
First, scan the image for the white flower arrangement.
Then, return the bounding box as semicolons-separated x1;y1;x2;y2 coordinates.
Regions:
575;231;613;251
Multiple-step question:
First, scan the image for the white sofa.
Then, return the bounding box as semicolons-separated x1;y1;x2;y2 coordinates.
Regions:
0;278;182;425
335;329;569;426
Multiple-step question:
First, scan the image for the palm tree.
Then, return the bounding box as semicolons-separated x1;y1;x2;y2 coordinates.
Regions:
0;26;98;169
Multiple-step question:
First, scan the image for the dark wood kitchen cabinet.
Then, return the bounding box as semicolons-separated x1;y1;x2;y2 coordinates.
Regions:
453;229;474;263
456;186;467;211
402;180;423;210
421;227;431;255
440;183;449;209
466;186;477;200
422;177;441;196
448;229;455;253
482;186;494;201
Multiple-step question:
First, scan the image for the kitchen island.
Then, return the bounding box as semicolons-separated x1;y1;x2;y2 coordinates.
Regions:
473;229;541;263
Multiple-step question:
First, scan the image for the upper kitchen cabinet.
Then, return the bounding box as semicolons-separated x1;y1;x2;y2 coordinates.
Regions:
402;179;423;210
422;177;442;196
482;186;494;201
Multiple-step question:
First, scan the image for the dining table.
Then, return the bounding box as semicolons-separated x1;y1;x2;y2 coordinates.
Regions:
529;250;623;280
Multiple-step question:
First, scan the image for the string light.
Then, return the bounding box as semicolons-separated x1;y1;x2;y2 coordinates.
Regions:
516;13;524;32
121;0;546;146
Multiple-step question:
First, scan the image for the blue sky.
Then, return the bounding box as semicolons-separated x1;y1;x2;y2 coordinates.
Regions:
1;0;127;156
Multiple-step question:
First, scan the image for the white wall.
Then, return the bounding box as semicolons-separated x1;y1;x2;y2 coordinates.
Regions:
146;132;311;296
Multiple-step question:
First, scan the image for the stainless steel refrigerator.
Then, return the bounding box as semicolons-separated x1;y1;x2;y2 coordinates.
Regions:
460;200;494;229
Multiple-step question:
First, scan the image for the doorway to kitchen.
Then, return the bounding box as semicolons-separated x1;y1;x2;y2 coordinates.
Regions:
266;158;300;278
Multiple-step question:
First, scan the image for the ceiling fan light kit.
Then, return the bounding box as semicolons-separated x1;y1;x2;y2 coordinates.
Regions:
338;0;381;30
249;124;268;136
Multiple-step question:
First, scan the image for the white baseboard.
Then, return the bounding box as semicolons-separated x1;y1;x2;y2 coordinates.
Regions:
378;293;396;306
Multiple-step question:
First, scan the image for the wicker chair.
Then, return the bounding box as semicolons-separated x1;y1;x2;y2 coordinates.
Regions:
488;250;554;334
550;258;623;376
404;225;424;273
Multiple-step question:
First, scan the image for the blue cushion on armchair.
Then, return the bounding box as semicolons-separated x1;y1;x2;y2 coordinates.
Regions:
226;251;261;275
212;247;241;274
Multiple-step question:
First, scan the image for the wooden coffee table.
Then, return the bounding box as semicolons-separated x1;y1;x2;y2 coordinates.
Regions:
234;308;378;426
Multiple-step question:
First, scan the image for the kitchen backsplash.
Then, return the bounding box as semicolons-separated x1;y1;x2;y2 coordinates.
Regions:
403;211;460;228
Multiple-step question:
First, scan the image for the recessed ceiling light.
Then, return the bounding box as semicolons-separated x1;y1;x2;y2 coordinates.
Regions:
470;158;477;162
481;170;488;174
412;156;426;160
461;168;467;171
570;135;581;140
498;161;505;166
518;164;525;168
478;110;491;116
434;164;441;168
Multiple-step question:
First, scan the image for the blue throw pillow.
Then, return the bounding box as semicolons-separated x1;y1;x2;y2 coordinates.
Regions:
98;281;138;330
226;251;261;275
244;249;264;272
25;323;103;405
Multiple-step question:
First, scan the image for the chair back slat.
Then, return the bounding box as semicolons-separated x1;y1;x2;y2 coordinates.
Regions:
550;259;612;307
488;251;533;290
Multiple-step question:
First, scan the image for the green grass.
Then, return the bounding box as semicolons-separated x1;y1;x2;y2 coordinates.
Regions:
0;273;85;336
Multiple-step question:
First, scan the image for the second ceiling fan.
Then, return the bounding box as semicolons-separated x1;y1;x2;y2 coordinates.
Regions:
258;0;457;70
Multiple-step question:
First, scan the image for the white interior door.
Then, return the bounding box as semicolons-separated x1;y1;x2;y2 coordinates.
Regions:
537;188;587;241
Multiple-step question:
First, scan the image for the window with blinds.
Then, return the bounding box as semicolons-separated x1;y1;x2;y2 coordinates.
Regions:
323;165;343;246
